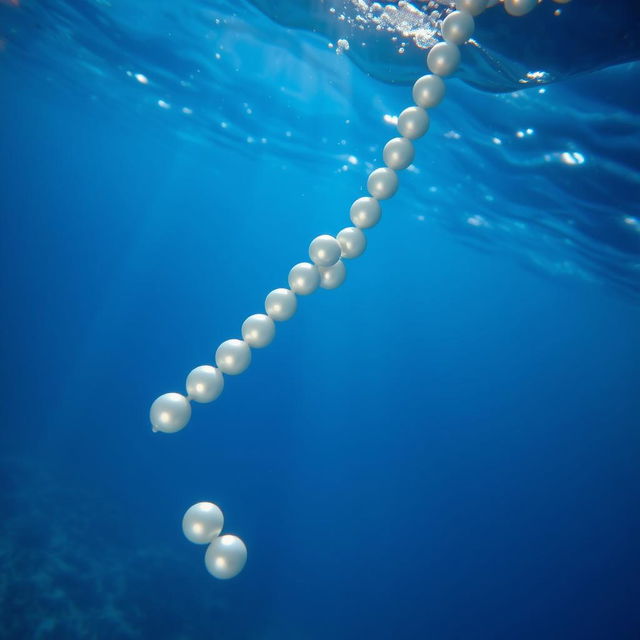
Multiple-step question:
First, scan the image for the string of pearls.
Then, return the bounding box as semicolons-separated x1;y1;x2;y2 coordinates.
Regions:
150;0;570;578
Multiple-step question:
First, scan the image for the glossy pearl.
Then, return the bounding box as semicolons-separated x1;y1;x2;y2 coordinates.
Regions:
367;167;398;200
205;534;248;579
265;288;297;321
442;11;475;45
215;339;251;375
350;197;381;229
288;262;320;295
397;107;429;140
455;0;487;16
309;234;341;267
186;365;224;403
336;227;367;259
319;260;346;290
182;502;224;544
427;42;461;77
241;314;275;348
150;392;191;433
504;0;537;16
412;74;446;109
383;137;415;171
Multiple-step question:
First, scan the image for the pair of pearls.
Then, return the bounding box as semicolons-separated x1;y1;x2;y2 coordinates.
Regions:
182;502;247;579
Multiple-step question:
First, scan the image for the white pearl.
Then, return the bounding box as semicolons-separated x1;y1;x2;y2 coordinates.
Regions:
241;313;275;348
397;107;429;140
205;534;247;579
350;197;381;229
427;42;461;77
455;0;487;16
308;234;341;267
186;365;224;403
265;288;297;321
383;137;415;171
319;260;346;290
182;502;224;544
504;0;537;16
150;392;191;433
442;11;475;45
215;339;251;375
336;227;367;259
412;74;446;109
367;167;398;200
288;262;320;295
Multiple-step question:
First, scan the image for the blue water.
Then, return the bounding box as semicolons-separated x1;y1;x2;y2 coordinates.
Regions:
1;1;639;638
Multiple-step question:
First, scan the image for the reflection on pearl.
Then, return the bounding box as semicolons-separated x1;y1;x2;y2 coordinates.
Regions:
265;288;297;321
182;502;224;544
350;197;381;229
205;534;248;579
241;314;275;348
337;227;367;259
186;365;224;403
367;167;398;200
504;0;537;16
215;339;251;375
442;11;475;45
427;42;461;77
455;0;487;16
397;107;429;140
412;74;446;109
309;234;342;267
383;137;415;171
288;262;320;295
150;392;191;433
319;260;346;289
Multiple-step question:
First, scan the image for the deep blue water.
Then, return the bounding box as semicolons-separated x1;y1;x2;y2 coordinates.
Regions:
1;1;639;638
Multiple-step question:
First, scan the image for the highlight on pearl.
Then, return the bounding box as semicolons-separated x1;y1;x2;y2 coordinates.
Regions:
397;106;429;140
186;365;224;403
503;0;538;16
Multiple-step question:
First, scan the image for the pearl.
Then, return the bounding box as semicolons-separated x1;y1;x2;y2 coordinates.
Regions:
504;0;537;16
350;197;381;229
186;365;224;403
215;339;251;375
367;167;398;200
442;11;475;45
309;234;341;267
265;288;297;321
288;262;320;295
241;314;275;348
336;227;367;259
412;74;446;109
150;392;191;433
319;260;346;290
182;502;224;544
455;0;487;16
427;42;461;77
205;534;248;579
397;107;429;140
383;137;415;171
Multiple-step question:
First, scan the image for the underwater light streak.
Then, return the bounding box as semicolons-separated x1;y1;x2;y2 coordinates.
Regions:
149;0;571;580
